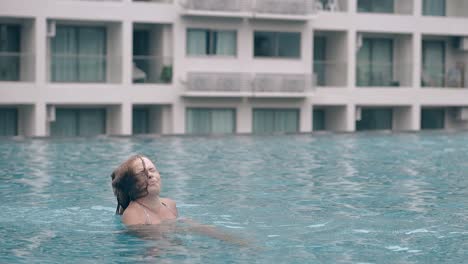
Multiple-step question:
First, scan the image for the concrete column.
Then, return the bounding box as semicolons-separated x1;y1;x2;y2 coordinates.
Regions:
122;20;133;86
414;0;422;17
345;104;356;132
35;17;47;85
300;98;312;133
120;102;132;135
413;32;422;89
348;0;357;13
34;102;47;137
237;98;252;133
347;29;357;89
410;104;421;131
172;99;185;134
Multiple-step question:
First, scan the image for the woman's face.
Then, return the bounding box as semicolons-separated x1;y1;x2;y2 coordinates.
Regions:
133;157;161;195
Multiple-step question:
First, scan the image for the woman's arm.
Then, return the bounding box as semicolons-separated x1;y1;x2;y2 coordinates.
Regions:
179;218;250;246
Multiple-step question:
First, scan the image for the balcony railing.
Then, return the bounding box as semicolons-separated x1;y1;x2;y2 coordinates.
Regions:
181;0;247;12
356;62;413;87
49;54;120;83
422;64;467;88
186;72;313;96
133;56;173;84
254;73;311;93
181;0;316;16
313;60;347;87
253;0;315;15
187;72;251;92
314;0;347;12
0;52;35;82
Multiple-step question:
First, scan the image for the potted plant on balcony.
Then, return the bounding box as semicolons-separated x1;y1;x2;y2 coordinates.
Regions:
160;65;172;84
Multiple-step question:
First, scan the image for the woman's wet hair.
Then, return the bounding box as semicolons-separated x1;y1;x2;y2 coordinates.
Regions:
111;155;150;215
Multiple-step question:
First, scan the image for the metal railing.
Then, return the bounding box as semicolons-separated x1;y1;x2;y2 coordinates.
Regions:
187;72;251;92
133;0;173;3
254;73;311;93
133;56;173;84
356;62;413;87
186;72;312;94
314;0;347;12
0;52;35;82
181;0;248;12
181;0;316;15
253;0;315;15
422;64;467;88
313;60;347;87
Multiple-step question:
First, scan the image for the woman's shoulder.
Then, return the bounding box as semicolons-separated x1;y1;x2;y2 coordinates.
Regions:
161;197;177;207
122;202;146;226
161;197;178;217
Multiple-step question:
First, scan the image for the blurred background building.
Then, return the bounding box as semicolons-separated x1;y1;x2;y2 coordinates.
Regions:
1;0;468;136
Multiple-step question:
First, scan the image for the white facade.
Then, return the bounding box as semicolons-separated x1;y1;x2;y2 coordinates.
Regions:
1;0;468;136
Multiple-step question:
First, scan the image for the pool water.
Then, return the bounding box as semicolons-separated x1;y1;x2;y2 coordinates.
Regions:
0;133;467;263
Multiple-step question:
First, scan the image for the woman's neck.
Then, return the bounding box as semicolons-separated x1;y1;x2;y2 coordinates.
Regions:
135;194;161;212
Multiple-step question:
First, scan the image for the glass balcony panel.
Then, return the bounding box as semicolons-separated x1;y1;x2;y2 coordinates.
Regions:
132;56;172;84
313;61;347;87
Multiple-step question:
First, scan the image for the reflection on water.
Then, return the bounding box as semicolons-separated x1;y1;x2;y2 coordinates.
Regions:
1;133;468;263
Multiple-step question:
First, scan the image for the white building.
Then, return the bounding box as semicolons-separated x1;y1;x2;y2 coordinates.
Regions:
1;0;468;136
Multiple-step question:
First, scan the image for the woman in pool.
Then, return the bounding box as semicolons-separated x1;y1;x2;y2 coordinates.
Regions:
111;155;250;246
111;155;177;225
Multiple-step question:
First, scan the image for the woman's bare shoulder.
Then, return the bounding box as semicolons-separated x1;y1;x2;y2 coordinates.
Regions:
122;203;145;226
161;197;177;207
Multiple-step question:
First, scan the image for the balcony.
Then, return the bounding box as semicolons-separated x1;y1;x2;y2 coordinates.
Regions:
0;20;35;83
313;31;348;87
357;0;413;15
180;0;316;20
133;56;172;84
47;21;122;84
313;61;347;87
180;0;250;18
423;0;468;18
183;72;312;98
133;23;173;84
421;63;467;89
356;33;413;88
49;54;121;83
422;36;468;89
0;52;35;82
314;0;348;12
252;0;316;20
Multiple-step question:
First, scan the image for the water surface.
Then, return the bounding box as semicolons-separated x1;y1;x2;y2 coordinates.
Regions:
0;133;467;263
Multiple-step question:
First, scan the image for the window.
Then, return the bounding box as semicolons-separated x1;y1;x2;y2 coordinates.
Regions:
313;36;326;86
313;109;325;131
253;109;299;134
356;108;393;130
356;38;393;86
133;108;150;134
421;108;445;129
423;0;445;16
51;25;107;82
358;0;394;13
187;29;237;56
0;24;20;81
50;108;106;137
254;31;301;58
422;40;445;87
186;108;236;134
0;108;18;136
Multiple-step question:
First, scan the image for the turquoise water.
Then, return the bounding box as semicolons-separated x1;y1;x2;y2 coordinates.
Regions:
0;133;467;263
